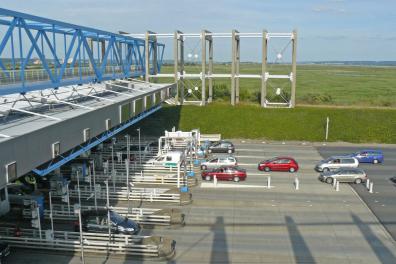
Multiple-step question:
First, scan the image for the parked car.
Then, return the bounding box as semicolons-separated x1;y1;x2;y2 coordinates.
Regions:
74;209;141;235
315;156;358;172
147;151;184;168
201;166;247;182
349;150;384;164
319;168;367;184
7;184;35;206
258;157;299;173
201;156;237;170
208;141;235;154
0;241;10;263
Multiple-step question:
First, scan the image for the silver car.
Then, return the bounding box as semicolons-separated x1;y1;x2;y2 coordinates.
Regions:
319;168;367;184
200;156;237;170
315;156;359;172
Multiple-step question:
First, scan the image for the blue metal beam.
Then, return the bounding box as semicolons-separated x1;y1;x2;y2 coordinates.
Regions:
33;104;162;176
0;8;164;96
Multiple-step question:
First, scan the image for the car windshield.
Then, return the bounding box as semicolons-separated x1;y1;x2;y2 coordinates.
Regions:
265;158;277;162
110;211;126;225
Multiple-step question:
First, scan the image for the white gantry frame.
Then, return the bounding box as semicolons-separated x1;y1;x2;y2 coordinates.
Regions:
127;30;297;107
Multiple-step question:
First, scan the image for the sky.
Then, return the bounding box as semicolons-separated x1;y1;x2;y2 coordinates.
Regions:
1;0;395;62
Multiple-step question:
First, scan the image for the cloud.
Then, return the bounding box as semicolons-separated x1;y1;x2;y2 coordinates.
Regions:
312;6;346;13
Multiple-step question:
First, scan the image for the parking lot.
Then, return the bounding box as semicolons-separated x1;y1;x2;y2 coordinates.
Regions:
5;139;396;263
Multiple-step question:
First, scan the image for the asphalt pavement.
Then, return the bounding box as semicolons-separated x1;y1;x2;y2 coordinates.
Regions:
317;145;396;242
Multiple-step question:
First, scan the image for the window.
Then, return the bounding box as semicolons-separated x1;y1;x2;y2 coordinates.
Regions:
5;161;16;183
341;159;354;164
52;142;60;158
83;128;90;141
119;103;130;123
105;119;111;130
0;188;6;202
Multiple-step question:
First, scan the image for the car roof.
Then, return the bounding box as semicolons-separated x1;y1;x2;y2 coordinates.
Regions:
360;149;382;153
330;155;356;159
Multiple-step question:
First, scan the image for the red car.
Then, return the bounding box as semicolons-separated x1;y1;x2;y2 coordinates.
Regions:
258;157;299;173
202;166;247;182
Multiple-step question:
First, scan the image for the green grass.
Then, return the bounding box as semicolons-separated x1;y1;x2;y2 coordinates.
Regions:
158;64;396;107
132;104;396;144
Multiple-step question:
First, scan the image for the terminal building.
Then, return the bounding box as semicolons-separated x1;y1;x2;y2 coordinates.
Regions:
0;8;174;215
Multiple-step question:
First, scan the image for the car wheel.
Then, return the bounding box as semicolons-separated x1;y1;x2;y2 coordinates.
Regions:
289;167;295;173
264;167;270;172
325;177;333;184
323;167;330;172
201;165;207;170
205;176;211;181
355;178;362;184
233;176;240;182
373;159;379;164
228;149;233;154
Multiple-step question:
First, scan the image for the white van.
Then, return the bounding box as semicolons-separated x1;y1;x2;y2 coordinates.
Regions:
147;151;185;168
315;156;359;172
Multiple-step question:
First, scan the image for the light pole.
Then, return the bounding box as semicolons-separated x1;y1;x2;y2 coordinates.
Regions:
76;170;82;206
92;160;97;210
136;128;141;165
104;180;111;243
125;134;130;162
49;191;54;237
77;207;85;264
125;159;131;218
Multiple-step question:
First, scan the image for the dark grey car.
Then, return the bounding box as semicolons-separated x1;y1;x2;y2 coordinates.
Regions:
208;141;235;154
319;168;367;184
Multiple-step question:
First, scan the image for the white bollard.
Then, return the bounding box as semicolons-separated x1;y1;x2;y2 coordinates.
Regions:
214;176;218;187
369;182;373;193
295;177;299;190
333;179;337;188
267;176;271;188
366;179;370;190
336;181;340;192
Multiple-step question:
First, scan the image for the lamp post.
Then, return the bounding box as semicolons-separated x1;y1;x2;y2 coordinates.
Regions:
104;180;111;243
136;128;141;165
76;207;85;264
92;160;97;210
125;159;131;218
49;191;54;237
125;134;130;162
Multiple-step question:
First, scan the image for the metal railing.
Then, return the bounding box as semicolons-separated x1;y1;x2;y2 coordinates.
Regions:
0;227;175;258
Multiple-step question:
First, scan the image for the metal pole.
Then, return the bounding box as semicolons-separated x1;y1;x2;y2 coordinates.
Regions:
325;117;330;141
49;191;54;236
137;128;141;165
76;171;81;206
77;208;85;264
105;180;111;243
92;160;97;210
261;30;268;107
67;182;71;215
201;30;207;106
126;159;130;218
290;29;297;108
37;206;42;239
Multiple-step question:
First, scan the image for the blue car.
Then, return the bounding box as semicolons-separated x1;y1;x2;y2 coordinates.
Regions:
350;150;384;164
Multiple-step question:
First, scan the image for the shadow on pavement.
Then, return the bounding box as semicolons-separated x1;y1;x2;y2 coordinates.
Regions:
285;215;316;264
351;213;396;264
